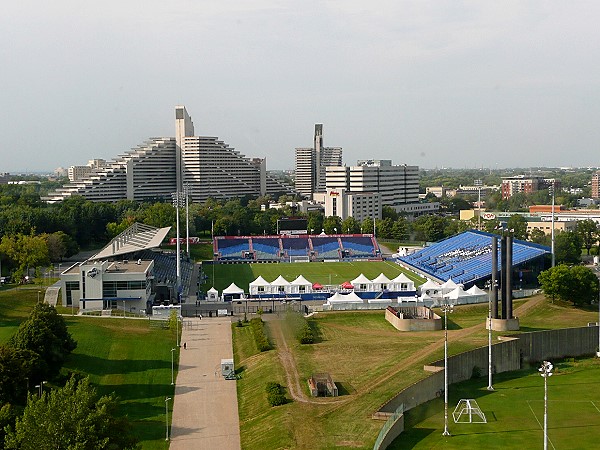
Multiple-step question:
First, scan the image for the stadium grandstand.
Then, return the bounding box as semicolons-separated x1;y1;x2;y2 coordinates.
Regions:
60;223;193;313
396;230;551;288
213;234;381;262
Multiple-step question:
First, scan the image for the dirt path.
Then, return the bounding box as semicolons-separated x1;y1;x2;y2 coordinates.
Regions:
267;296;546;414
269;319;312;403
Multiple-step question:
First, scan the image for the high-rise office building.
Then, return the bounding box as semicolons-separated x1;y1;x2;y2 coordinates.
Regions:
294;124;342;198
326;160;420;212
45;107;293;203
592;171;600;199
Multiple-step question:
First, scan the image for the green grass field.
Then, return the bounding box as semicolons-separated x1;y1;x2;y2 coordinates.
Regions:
395;357;600;449
232;297;600;449
0;287;178;450
204;261;425;292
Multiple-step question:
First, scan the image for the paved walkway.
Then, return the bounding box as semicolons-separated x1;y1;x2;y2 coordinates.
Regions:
169;317;241;449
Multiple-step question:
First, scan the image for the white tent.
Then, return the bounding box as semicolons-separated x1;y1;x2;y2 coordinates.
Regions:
351;273;372;291
290;275;313;294
271;275;292;294
420;279;442;297
249;276;271;295
441;278;461;295
444;286;472;305
326;292;363;304
207;287;219;302
223;282;244;294
372;273;392;291
390;273;415;292
222;282;244;300
466;285;488;304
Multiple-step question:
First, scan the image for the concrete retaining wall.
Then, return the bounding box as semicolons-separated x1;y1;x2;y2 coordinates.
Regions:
376;325;599;439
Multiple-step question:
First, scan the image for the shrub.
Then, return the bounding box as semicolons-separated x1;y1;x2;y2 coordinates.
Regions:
298;323;315;344
250;318;271;352
265;382;286;406
471;365;482;379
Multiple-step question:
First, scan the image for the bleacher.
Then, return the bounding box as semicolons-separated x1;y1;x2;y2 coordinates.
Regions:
251;237;281;260
281;237;310;257
311;237;341;260
341;236;378;258
215;238;251;260
398;230;550;286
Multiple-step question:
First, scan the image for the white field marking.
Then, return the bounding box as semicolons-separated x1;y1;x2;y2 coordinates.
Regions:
591;401;600;413
527;400;556;450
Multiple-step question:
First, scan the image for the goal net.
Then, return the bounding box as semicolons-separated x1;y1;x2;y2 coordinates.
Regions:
452;399;487;423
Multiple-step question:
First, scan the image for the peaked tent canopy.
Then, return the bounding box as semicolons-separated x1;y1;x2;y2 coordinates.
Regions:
249;276;270;286
291;275;312;286
341;281;354;289
467;285;487;296
223;283;244;294
271;275;291;286
351;273;372;285
372;273;392;284
392;273;413;283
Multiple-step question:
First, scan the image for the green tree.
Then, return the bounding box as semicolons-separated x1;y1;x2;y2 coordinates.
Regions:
0;233;50;277
538;265;599;305
4;376;138;449
361;217;374;234
391;217;410;240
0;346;44;405
506;214;528;240
9;304;76;379
529;228;550;246
45;231;79;262
341;216;360;234
576;219;599;255
322;216;342;234
413;215;448;242
554;231;582;265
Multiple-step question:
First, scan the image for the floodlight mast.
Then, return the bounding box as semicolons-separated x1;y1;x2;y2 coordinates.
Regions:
539;361;553;450
441;302;453;436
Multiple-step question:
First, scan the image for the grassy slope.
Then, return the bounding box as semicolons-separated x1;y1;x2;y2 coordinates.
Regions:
0;288;177;450
234;297;600;450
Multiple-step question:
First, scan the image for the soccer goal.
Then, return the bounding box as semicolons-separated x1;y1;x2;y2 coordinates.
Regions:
452;399;487;423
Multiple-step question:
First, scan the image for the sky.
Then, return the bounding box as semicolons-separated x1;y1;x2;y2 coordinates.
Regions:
2;1;600;173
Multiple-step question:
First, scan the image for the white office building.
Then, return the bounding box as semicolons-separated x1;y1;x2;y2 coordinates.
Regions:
313;188;382;222
326;160;425;215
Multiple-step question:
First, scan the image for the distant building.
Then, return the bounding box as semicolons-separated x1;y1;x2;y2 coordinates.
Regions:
592;171;600;199
68;159;107;182
45;107;293;203
0;173;10;185
501;175;560;199
325;160;429;216
313;188;382;223
294;124;342;198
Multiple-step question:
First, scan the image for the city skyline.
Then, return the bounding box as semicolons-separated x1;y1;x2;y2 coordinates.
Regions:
2;2;600;173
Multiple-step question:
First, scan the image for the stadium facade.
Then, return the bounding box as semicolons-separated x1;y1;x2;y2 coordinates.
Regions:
45;106;293;203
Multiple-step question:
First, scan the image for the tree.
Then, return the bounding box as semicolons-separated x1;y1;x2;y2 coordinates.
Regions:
0;346;44;405
4;376;138;449
341;216;360;234
0;233;50;277
529;228;550;246
45;231;79;262
576;219;599;255
554;231;582;265
322;216;342;234
413;215;448;242
506;214;528;240
538;265;599;305
9;304;76;379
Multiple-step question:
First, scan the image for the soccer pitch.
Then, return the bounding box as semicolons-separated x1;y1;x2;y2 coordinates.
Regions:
395;357;600;449
203;261;425;292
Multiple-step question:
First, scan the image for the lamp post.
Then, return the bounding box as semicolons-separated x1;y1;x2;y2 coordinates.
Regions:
172;192;183;300
486;281;495;391
37;290;41;303
441;302;454;436
550;185;555;268
539;361;553;450
171;348;176;385
165;397;172;441
475;179;482;230
184;184;190;256
176;315;181;347
597;274;600;358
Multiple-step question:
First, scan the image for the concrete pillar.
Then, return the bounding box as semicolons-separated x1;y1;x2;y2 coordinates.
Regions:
491;235;499;319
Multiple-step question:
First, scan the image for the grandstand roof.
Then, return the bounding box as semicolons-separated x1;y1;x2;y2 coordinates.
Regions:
398;230;551;286
89;223;171;261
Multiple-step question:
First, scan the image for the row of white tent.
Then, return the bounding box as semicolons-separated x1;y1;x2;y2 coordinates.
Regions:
419;278;488;305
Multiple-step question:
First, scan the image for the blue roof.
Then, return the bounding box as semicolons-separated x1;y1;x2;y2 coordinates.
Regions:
397;230;551;286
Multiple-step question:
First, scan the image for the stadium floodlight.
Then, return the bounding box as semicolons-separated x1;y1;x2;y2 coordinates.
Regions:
171;192;184;296
539;361;553;450
441;302;454;436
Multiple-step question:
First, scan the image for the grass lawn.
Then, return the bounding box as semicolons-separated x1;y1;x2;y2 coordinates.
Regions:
395;357;600;449
233;296;600;450
0;287;179;450
204;261;425;292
